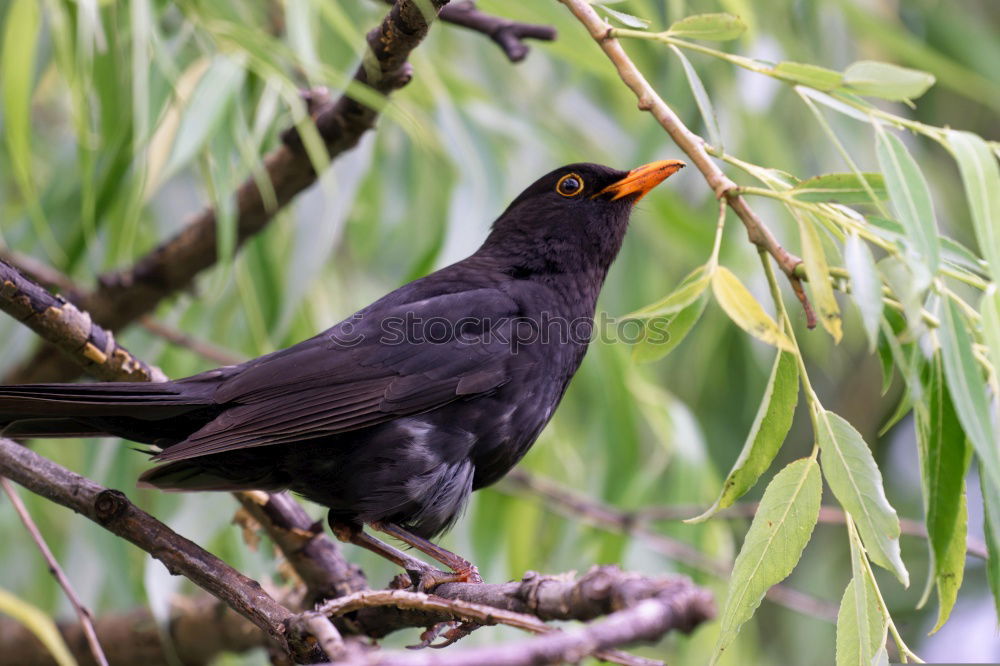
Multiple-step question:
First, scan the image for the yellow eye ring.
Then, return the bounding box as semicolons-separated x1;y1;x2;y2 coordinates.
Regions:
556;173;584;197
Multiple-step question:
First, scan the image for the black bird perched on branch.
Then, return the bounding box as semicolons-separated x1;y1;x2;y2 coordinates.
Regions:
0;160;684;587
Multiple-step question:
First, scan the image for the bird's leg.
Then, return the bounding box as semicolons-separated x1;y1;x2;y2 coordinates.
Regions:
328;519;458;592
370;521;483;585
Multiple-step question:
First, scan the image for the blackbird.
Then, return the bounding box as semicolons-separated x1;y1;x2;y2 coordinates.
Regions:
0;160;684;586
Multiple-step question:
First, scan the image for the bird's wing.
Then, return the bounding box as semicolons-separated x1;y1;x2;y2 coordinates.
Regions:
154;288;523;462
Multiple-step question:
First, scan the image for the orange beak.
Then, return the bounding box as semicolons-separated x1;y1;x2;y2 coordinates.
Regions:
595;160;686;202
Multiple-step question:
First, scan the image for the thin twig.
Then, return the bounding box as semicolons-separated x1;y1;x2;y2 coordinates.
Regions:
138;316;247;366
502;469;839;622
633;502;990;560
326;584;712;666
0;477;110;666
557;0;816;328
438;1;557;62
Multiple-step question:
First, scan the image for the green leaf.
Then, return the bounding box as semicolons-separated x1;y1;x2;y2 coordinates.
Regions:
798;216;842;342
843;232;883;352
916;357;971;632
688;351;798;522
947;130;1000;279
631;291;709;363
981;465;1000;620
875;126;941;272
164;55;247;177
772;62;843;91
797;87;874;123
843;60;935;101
600;5;650;29
665;13;747;41
712;266;795;351
836;573;886;666
791;173;887;204
670;45;723;151
938;299;1000;491
628;265;710;319
982;288;1000;390
817;410;908;585
713;458;821;664
0;588;76;666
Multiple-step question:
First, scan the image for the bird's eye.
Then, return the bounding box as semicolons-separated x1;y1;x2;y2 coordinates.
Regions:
556;173;584;197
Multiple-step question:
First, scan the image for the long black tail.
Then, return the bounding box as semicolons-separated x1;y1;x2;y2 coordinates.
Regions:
0;381;222;446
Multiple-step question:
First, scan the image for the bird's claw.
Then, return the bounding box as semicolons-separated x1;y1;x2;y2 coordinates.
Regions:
407;620;481;650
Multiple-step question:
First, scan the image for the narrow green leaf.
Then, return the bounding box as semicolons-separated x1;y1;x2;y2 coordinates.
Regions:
628;265;710;319
670;45;723;151
1;0;39;193
798;87;874;123
791;173;887;204
836;573;885;666
712;266;795;352
772;62;843;91
981;465;1000;620
938;299;1000;491
713;458;821;663
843;60;936;101
843;232;883;351
600;5;650;29
631;291;708;363
688;351;798;522
982;287;1000;390
917;357;971;632
817;410;908;585
665;13;747;41
0;589;76;666
947;130;1000;279
164;55;247;177
798;216;842;342
875;126;941;272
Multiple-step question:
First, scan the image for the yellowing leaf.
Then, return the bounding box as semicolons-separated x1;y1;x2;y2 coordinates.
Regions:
0;588;76;666
798;216;842;342
712;266;794;351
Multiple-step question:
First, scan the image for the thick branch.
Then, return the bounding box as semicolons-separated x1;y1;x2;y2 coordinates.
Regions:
0;258;166;382
10;0;451;384
0;437;325;662
558;0;816;328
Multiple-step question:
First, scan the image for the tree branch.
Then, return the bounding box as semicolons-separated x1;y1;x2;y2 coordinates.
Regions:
438;1;557;62
8;0;452;384
327;580;712;666
0;258;167;382
557;0;816;328
0;437;325;663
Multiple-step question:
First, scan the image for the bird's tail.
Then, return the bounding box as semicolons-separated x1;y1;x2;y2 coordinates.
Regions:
0;381;220;445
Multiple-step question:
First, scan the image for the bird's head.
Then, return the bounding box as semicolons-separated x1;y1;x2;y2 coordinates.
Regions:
482;160;685;277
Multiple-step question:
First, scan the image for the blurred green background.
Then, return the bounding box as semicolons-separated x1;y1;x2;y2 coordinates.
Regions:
1;0;997;663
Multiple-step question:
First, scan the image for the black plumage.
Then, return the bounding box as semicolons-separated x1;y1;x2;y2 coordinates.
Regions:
0;161;683;546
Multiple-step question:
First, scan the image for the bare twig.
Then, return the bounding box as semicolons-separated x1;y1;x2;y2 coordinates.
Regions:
633;503;990;560
438;1;557;62
0;437;325;662
557;0;816;328
138;316;247;366
0;477;109;666
502;469;838;622
9;0;452;384
326;583;712;666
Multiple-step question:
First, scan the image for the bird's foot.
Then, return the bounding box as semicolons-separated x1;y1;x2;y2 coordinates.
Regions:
408;620;481;649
